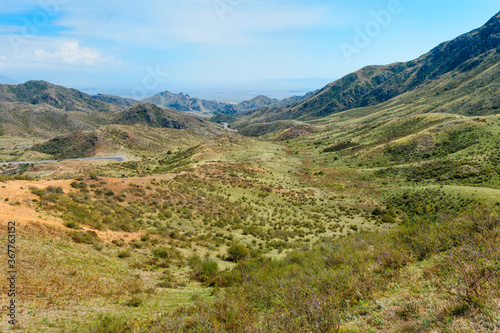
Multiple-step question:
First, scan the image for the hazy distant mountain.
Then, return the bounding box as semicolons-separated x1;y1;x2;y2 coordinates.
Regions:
236;11;500;131
143;91;230;114
91;93;139;109
237;95;278;111
144;90;312;115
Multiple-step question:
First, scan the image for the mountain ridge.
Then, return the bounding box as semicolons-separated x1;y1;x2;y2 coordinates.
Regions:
233;11;500;133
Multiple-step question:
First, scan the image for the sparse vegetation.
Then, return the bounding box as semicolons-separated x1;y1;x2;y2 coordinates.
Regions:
1;11;500;332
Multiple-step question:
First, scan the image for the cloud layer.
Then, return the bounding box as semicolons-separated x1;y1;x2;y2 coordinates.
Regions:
34;41;104;65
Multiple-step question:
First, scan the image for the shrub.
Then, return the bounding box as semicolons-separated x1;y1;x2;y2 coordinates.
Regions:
87;315;134;333
189;255;219;284
124;296;142;307
226;243;250;262
152;247;182;261
64;221;80;229
117;250;131;259
69;230;100;245
70;181;87;189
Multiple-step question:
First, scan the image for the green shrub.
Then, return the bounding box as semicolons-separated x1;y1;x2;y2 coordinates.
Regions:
64;221;80;229
152;247;182;261
69;230;100;245
226;243;250;262
124;296;142;307
117;250;131;259
87;315;134;333
189;255;219;284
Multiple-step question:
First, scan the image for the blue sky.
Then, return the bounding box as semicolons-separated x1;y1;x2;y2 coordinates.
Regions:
0;0;498;101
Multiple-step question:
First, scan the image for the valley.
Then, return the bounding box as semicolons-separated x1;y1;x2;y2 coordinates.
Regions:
0;10;499;333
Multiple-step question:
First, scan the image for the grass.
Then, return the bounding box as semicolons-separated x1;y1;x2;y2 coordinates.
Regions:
1;110;499;331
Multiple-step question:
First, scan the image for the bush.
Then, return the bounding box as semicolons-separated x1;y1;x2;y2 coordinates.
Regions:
226;243;250;262
69;230;100;245
64;221;80;229
152;247;182;261
70;181;87;189
124;296;142;307
117;250;131;259
189;255;219;284
87;315;134;333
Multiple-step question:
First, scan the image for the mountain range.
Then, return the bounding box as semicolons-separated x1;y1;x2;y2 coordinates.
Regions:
142;90;313;115
0;11;499;152
233;11;500;135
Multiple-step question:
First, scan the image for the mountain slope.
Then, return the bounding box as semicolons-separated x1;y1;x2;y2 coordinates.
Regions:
112;103;204;129
144;90;313;116
91;94;139;109
235;11;500;130
143;91;231;115
31;130;107;159
0;80;120;112
0;102;105;138
237;95;278;111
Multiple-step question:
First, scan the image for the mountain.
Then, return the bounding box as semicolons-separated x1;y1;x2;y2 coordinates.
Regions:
0;82;223;138
235;11;500;132
0;80;121;112
29;103;221;159
32;130;106;159
237;95;278;111
273;91;316;108
143;90;313;115
0;102;98;138
142;91;230;115
91;94;139;109
112;103;202;129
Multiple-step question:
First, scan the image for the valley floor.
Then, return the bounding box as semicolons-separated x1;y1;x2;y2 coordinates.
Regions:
0;127;498;332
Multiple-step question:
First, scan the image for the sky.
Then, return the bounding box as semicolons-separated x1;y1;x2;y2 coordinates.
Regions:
0;0;498;101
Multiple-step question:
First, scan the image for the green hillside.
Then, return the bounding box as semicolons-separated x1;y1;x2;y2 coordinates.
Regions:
235;11;500;134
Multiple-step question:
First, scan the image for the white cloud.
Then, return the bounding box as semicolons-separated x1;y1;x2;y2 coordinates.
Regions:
34;41;104;65
0;36;115;70
54;0;330;47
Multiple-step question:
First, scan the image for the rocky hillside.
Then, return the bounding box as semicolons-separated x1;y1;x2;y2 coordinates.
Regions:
31;130;107;159
236;11;500;130
112;103;203;129
143;91;231;115
91;94;139;109
0;80;120;112
144;90;312;115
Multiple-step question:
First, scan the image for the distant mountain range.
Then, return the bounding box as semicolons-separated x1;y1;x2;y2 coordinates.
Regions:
234;10;500;135
0;79;314;128
0;80;218;138
1;11;499;143
142;90;314;115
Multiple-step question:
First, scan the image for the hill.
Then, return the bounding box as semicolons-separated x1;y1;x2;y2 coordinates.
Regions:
112;103;202;129
31;130;107;159
237;95;278;111
0;80;120;112
142;90;231;115
144;90;312;116
0;101;105;138
28;103;221;159
235;11;500;133
1;11;500;333
91;94;139;109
